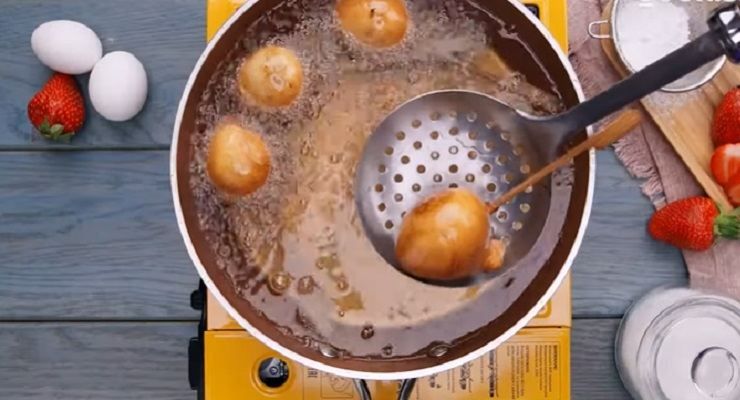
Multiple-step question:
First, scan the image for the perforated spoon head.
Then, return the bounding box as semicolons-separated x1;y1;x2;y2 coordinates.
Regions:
354;90;559;286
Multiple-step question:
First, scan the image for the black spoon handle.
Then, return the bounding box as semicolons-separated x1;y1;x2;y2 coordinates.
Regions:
556;31;723;132
553;2;739;135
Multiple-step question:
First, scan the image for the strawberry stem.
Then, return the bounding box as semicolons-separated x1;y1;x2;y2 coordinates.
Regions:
715;208;740;239
36;119;72;142
49;124;64;137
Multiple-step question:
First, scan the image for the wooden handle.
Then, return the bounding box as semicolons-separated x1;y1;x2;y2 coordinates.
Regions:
487;109;642;213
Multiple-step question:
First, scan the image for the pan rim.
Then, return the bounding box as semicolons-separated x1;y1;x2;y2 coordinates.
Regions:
170;0;595;380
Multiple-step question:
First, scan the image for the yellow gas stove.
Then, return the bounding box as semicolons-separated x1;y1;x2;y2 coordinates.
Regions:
189;1;571;399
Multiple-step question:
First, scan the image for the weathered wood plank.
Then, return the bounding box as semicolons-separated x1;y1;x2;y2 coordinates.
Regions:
0;0;204;147
573;150;687;316
0;322;194;400
0;151;199;319
0;150;684;319
572;318;632;399
0;319;630;399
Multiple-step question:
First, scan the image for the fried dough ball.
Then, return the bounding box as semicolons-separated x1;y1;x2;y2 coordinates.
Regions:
336;0;409;48
206;122;271;196
395;188;506;281
237;46;303;107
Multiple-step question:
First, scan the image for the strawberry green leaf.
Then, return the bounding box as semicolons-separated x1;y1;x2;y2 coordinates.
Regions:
37;121;74;142
49;124;64;136
38;119;51;133
715;211;740;239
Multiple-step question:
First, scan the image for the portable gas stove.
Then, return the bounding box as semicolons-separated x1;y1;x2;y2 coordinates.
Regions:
188;1;572;399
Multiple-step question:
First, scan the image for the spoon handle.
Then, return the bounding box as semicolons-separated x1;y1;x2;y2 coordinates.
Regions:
488;110;642;213
556;32;722;133
552;2;739;135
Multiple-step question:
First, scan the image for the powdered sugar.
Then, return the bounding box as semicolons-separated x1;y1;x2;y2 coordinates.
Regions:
616;0;690;72
614;0;723;93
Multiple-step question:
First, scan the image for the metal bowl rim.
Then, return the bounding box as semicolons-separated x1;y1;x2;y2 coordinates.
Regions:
608;0;727;93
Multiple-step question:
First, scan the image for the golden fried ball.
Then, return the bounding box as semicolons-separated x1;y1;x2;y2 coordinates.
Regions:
395;188;505;281
206;122;271;196
238;46;303;107
336;0;409;48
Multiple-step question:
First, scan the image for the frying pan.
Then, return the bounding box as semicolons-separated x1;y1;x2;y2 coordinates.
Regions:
171;0;592;380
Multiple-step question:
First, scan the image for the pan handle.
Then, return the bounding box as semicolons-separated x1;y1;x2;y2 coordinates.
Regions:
587;20;611;39
397;379;417;400
353;379;372;400
351;378;416;400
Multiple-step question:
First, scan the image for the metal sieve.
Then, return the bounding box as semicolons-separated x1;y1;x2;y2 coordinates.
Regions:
588;0;727;93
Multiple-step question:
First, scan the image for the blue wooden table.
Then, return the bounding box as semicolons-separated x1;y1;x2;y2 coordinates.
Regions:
0;1;688;398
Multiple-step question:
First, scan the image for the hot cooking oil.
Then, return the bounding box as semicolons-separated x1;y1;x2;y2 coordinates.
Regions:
193;0;565;361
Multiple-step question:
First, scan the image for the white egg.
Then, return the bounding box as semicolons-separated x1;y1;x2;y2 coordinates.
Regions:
89;51;148;122
31;20;103;74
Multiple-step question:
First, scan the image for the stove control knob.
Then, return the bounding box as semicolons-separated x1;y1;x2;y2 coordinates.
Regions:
258;357;290;388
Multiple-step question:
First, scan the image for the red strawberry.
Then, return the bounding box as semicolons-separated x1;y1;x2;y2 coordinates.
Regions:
725;173;740;207
648;196;739;251
27;73;85;141
712;86;740;147
710;144;740;185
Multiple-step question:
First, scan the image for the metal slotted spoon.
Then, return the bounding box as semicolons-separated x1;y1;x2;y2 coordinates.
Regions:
355;2;740;286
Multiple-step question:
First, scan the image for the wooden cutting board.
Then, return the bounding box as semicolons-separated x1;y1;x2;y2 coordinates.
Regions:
599;3;739;211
